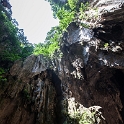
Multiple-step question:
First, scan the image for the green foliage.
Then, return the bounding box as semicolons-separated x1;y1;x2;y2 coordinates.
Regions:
54;0;89;31
77;3;100;28
57;8;75;31
1;50;21;62
65;110;97;124
78;2;89;21
45;26;58;42
78;111;96;124
45;0;65;18
33;43;49;56
0;8;33;69
33;0;89;57
48;33;60;54
79;2;89;12
68;0;78;10
20;43;34;58
0;68;5;75
104;43;109;48
33;32;60;57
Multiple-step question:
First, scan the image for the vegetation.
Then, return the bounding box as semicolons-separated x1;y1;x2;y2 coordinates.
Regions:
68;0;78;10
45;0;66;18
33;26;60;57
0;0;90;70
0;4;33;70
75;111;96;124
33;0;89;57
57;8;75;31
63;108;100;124
104;43;109;48
0;0;90;62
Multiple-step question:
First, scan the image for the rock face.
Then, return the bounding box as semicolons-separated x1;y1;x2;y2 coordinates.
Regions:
0;1;124;124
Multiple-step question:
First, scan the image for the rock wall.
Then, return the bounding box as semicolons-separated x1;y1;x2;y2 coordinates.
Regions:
0;1;124;124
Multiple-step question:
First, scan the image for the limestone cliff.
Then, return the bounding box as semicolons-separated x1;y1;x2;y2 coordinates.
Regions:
0;0;124;124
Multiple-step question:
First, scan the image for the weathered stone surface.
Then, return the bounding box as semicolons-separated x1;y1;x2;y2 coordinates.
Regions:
10;55;50;82
58;40;124;124
0;1;124;124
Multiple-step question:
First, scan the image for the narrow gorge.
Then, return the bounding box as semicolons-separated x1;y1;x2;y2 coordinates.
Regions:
0;0;124;124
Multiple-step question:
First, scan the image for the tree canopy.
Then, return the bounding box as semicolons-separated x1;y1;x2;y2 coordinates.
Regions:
0;3;33;70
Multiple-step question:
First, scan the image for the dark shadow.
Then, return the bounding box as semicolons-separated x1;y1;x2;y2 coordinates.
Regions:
50;69;62;97
112;69;124;124
48;69;64;124
93;23;123;42
81;67;87;80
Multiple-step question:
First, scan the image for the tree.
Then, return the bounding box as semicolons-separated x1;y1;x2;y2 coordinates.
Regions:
0;6;33;70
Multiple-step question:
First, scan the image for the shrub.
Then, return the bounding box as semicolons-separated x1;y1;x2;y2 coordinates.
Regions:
57;8;75;31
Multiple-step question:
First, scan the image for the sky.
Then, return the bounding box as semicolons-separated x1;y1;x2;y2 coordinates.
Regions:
9;0;59;44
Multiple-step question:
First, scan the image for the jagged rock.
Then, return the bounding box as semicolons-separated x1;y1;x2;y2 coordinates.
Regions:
0;1;124;124
10;55;50;82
